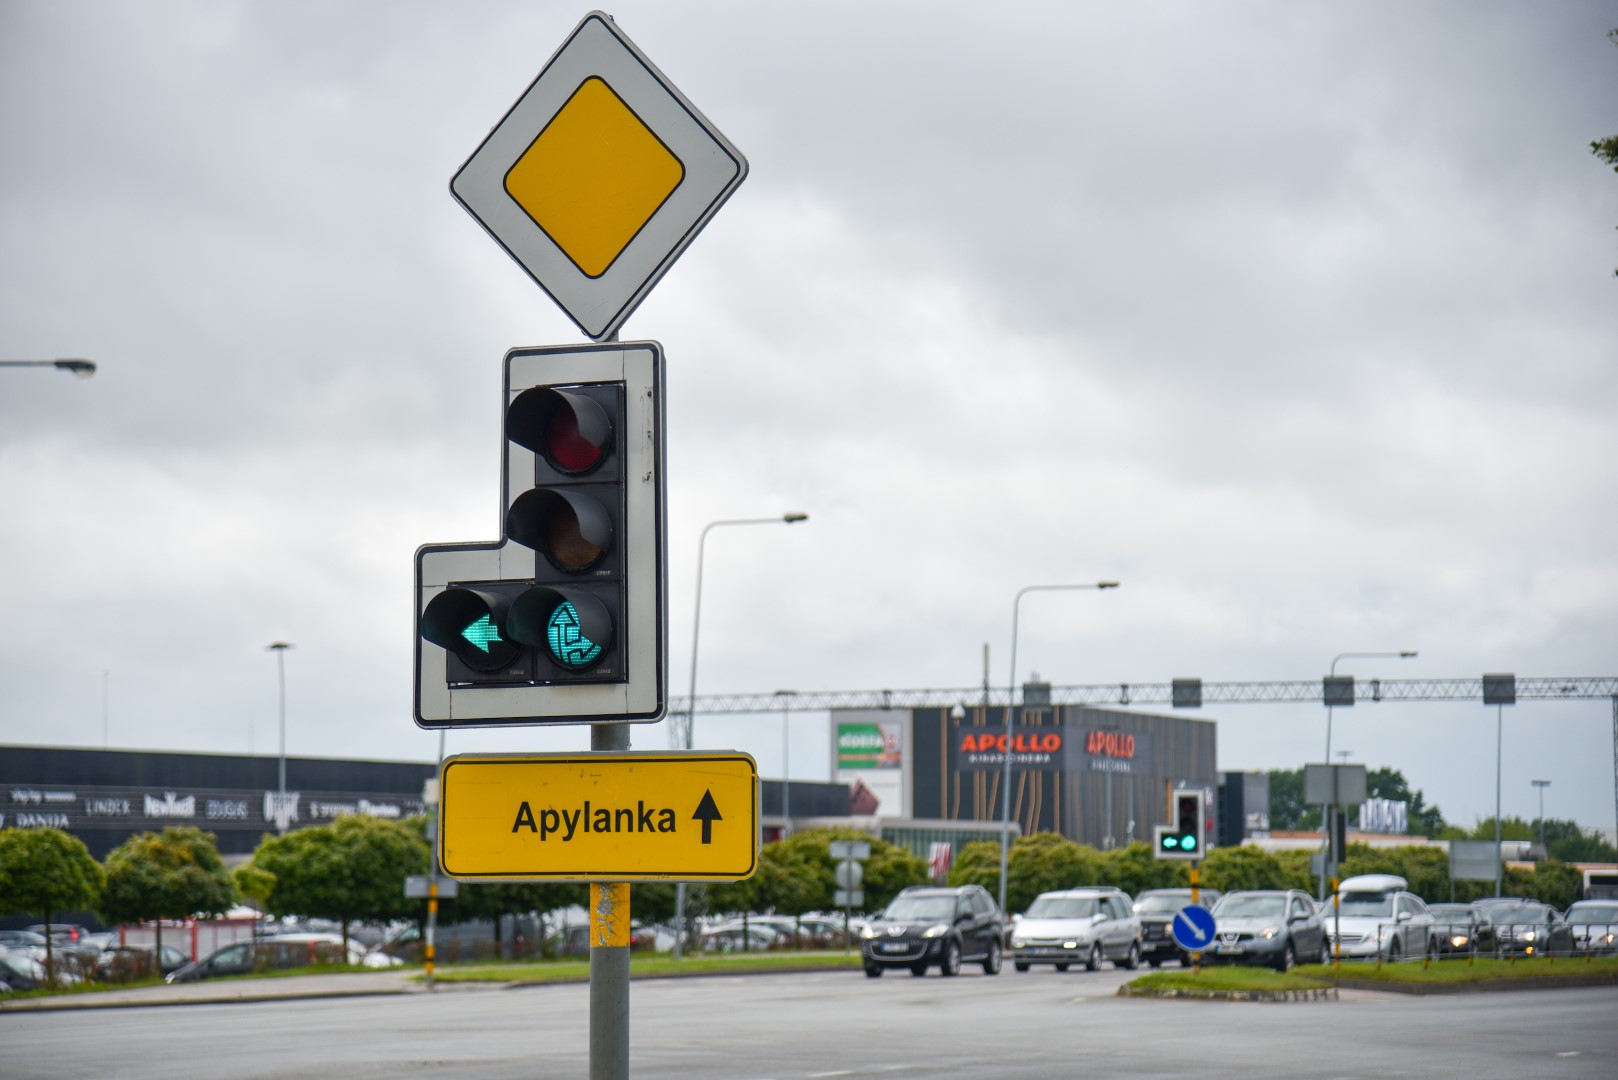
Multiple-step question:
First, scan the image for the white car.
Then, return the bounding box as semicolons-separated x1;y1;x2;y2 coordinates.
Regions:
1009;887;1141;972
1322;874;1435;961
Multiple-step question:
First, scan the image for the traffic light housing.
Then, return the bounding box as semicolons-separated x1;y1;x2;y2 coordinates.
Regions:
414;342;666;727
1155;788;1206;860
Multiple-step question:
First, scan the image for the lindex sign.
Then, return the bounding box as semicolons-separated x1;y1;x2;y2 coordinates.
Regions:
437;752;759;882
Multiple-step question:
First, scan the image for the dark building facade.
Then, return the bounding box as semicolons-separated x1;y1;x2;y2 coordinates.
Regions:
0;746;434;859
907;704;1219;850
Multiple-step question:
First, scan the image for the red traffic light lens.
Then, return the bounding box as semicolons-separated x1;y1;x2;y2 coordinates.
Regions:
507;387;612;476
545;407;603;473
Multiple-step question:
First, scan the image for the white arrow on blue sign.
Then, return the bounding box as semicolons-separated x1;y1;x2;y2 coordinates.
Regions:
1170;904;1217;951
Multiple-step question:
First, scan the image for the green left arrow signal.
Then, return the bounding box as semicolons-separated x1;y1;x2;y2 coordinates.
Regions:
461;614;504;653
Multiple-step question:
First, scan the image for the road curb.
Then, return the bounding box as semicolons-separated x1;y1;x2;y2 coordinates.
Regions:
1118;984;1339;1002
1326;971;1618;995
0;986;419;1014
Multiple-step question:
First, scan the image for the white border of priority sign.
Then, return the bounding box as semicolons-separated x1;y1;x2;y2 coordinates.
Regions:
450;10;749;342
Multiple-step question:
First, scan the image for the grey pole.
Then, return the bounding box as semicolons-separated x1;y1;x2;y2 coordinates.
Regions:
776;690;797;838
998;581;1118;916
1320;650;1415;899
1494;704;1504;896
591;721;631;1080
1531;779;1550;850
268;642;292;833
673;513;807;960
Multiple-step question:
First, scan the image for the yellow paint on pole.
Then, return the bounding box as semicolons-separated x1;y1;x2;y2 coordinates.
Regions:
592;883;631;947
439;752;759;882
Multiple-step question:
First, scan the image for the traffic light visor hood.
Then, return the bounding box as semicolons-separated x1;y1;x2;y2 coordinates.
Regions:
506;488;614;571
507;387;612;474
421;587;520;671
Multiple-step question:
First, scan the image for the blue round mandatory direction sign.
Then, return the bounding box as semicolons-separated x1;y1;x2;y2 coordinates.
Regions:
1171;904;1217;952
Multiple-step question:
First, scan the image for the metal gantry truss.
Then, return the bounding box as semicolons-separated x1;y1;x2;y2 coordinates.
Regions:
671;675;1618;844
671;676;1618;716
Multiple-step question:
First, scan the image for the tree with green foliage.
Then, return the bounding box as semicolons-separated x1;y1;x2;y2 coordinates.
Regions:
1539;819;1618;863
0;827;105;980
446;882;585;959
1265;769;1319;831
99;827;237;963
249;814;428;955
1200;844;1306;893
1096;842;1189;897
232;863;276;911
946;832;1111;915
798;827;927;912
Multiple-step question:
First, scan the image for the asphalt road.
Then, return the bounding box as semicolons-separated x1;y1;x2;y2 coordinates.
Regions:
4;966;1616;1079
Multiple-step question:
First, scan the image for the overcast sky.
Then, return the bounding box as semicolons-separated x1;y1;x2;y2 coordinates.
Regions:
3;1;1615;832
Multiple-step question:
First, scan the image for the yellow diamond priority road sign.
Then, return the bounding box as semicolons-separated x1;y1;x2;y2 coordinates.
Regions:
451;11;748;341
438;752;759;882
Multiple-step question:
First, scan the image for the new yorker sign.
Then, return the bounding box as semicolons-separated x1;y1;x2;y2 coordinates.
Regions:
437;751;759;882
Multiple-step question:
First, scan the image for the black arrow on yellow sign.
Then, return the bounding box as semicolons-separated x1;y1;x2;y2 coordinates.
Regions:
693;789;721;844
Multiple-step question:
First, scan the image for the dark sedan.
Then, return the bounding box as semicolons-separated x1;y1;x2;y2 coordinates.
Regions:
1427;903;1496;957
1488;902;1573;958
1135;888;1222;968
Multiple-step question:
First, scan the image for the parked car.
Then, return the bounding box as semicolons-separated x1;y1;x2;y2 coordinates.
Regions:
1488;901;1573;958
744;914;846;947
1208;889;1328;972
0;953;53;992
698;923;785;953
1134;887;1222;968
0;930;49;961
1427;903;1496;957
859;884;1004;978
1322;874;1436;962
1008;887;1141;973
1563;900;1618;957
166;933;382;983
93;943;191;981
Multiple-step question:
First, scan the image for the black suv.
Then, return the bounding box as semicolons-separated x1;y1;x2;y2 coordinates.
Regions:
860;884;1005;977
1134;887;1221;967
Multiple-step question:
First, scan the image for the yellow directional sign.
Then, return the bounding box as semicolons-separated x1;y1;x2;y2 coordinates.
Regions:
438;752;758;882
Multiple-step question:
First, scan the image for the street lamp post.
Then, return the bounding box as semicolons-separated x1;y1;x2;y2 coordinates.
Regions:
775;690;797;839
268;642;293;833
1532;779;1550;851
0;358;96;377
999;581;1119;916
672;513;808;960
1319;650;1416;898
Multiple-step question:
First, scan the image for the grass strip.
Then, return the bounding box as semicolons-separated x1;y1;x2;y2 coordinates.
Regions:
1128;956;1618;994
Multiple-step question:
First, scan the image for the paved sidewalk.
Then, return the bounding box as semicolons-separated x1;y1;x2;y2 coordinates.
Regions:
0;968;443;1013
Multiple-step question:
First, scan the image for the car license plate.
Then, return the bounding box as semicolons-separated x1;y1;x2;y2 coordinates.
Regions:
880;943;905;953
1216;944;1244;955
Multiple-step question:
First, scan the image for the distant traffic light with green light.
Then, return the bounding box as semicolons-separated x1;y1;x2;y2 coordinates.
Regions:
414;343;666;727
1154;789;1206;860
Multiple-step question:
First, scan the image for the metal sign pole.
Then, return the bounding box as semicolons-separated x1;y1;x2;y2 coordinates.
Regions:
591;722;631;1080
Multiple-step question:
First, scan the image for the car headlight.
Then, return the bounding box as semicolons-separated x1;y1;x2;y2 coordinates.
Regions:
1521;930;1536;942
1259;927;1280;940
859;926;876;940
1450;935;1468;948
1010;934;1027;948
923;924;949;939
